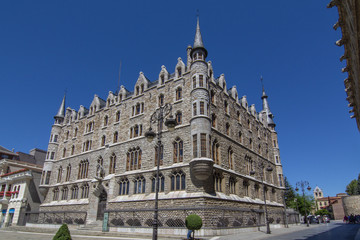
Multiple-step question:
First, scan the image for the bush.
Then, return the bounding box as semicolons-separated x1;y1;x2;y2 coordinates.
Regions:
186;214;202;230
53;223;72;240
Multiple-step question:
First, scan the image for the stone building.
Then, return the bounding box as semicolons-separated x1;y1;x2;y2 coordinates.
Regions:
328;0;360;131
313;186;346;220
0;146;45;227
36;19;287;235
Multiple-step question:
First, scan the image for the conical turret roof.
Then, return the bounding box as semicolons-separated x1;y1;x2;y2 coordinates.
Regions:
55;95;65;119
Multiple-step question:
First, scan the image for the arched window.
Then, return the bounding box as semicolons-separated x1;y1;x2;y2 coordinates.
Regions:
78;160;89;179
237;111;241;123
62;148;66;158
155;144;164;166
109;153;116;174
107;99;110;107
65;164;71;182
61;187;68;200
66;131;69;140
96;157;104;178
160;75;165;85
151;174;164;192
229;177;236;194
57;166;62;183
113;132;118;143
173;138;183;163
170;171;185;191
158;94;164;107
214;172;222;192
210;90;215;104
81;183;89;198
135;103;141;115
104;115;109;126
226;123;230;135
74;128;78;138
254;184;260;199
176;87;182;101
116;111;121;122
228;148;234;170
53;188;59;201
136;86;140;95
239;131;243;144
177;67;182;78
243;180;249;196
71;145;75;155
258;144;261;155
212;140;220;165
118;178;129;195
199;75;204;87
249;138;253;150
141;84;144;93
212;114;216;128
134;176;146;194
175;111;182;125
101;135;106;147
119;94;123;102
126;147;142;171
71;185;79;199
224;100;229;114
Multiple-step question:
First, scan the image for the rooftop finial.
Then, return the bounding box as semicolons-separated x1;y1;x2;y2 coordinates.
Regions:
193;13;204;49
260;75;267;99
55;94;66;119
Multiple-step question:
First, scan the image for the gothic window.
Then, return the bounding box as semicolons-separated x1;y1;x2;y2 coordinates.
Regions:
229;177;236;194
214;172;222;192
176;87;182;101
273;140;277;147
57;166;62;183
177;67;182;78
199;75;204;87
113;131;118;143
249;138;253;150
155;144;164;166
65;164;71;182
116;111;121;122
136;103;141;115
237;111;241;123
175;111;182;125
160;75;165;85
81;183;89;198
158;94;164;107
78;160;89;179
101;135;106;147
224;100;229;115
245;155;253;175
66;131;69;140
45;171;51;184
50;152;55;159
210;90;215;104
83;140;92;151
278;174;283;187
61;187;68;200
151;174;165;192
173;138;183;163
104;115;108;126
141;84;144;93
228;148;234;170
53;135;58;142
71;145;75;155
71;185;79;199
254;184;260;199
126;147;142;171
118;178;129;195
226;123;230;136
74;128;78;138
239;131;243;144
212;140;220;165
170;171;185;191
130;124;142;138
243;180;249;196
193;103;197;116
258;144;261;155
53;188;59;201
136;86;140;96
119;94;123;102
107;99;110;107
134;176;146;194
200;101;205;115
109;153;116;174
62;148;66;158
192;76;196;88
193;134;198;158
200;133;207;157
275;156;279;163
211;114;216;128
248;119;251;130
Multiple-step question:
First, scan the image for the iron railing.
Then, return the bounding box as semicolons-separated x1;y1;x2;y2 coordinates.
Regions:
25;211;87;225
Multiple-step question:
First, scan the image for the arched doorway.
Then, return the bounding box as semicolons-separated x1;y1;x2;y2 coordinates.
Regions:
96;190;107;221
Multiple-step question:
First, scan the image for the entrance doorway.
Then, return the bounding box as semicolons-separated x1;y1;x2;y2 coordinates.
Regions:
96;190;107;221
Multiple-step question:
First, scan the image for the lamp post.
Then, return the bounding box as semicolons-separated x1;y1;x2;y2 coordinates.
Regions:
295;181;311;227
250;162;273;234
294;198;299;224
145;103;176;240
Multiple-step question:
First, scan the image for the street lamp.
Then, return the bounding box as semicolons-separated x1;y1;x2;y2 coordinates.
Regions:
250;162;273;234
295;181;311;227
145;103;176;240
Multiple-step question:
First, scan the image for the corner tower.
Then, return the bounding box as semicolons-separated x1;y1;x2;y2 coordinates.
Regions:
189;18;213;183
39;95;65;196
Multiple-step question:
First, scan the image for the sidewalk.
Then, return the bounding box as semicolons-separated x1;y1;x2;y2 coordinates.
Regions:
0;222;327;240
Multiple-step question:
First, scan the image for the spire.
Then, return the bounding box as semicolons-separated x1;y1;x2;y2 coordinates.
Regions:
190;16;208;59
260;77;275;127
55;95;66;119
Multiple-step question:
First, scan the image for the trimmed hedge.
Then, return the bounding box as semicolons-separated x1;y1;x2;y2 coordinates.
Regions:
53;223;72;240
185;214;202;231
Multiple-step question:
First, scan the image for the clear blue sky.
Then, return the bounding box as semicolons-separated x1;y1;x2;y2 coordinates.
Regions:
1;0;359;197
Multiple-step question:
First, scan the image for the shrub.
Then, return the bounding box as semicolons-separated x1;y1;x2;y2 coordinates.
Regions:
53;223;72;240
186;214;202;239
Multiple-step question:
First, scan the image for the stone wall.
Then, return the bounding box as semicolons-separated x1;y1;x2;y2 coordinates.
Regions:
343;195;360;215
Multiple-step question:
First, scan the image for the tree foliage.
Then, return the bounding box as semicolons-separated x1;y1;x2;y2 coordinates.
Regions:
314;209;330;216
186;214;202;240
284;177;296;207
346;179;359;195
53;224;72;240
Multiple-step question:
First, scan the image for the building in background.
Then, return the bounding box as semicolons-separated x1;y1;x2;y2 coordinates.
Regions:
0;146;45;227
313;185;346;220
328;0;360;131
36;19;289;236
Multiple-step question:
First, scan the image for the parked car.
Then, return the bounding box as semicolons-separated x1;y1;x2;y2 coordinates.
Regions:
308;216;320;224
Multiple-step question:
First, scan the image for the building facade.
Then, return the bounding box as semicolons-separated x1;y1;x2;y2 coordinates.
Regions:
0;146;45;227
328;0;360;131
37;20;287;235
313;186;346;220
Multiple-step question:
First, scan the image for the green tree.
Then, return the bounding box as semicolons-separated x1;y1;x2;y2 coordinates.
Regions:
186;214;202;240
346;179;358;195
295;194;314;217
53;224;71;240
357;174;360;194
284;177;296;207
314;209;330;216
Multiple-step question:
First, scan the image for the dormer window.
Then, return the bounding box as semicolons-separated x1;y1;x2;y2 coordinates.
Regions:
160;75;165;85
158;94;164;107
176;87;182;101
177;67;182;78
136;86;140;96
119;94;123;102
141;84;144;93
